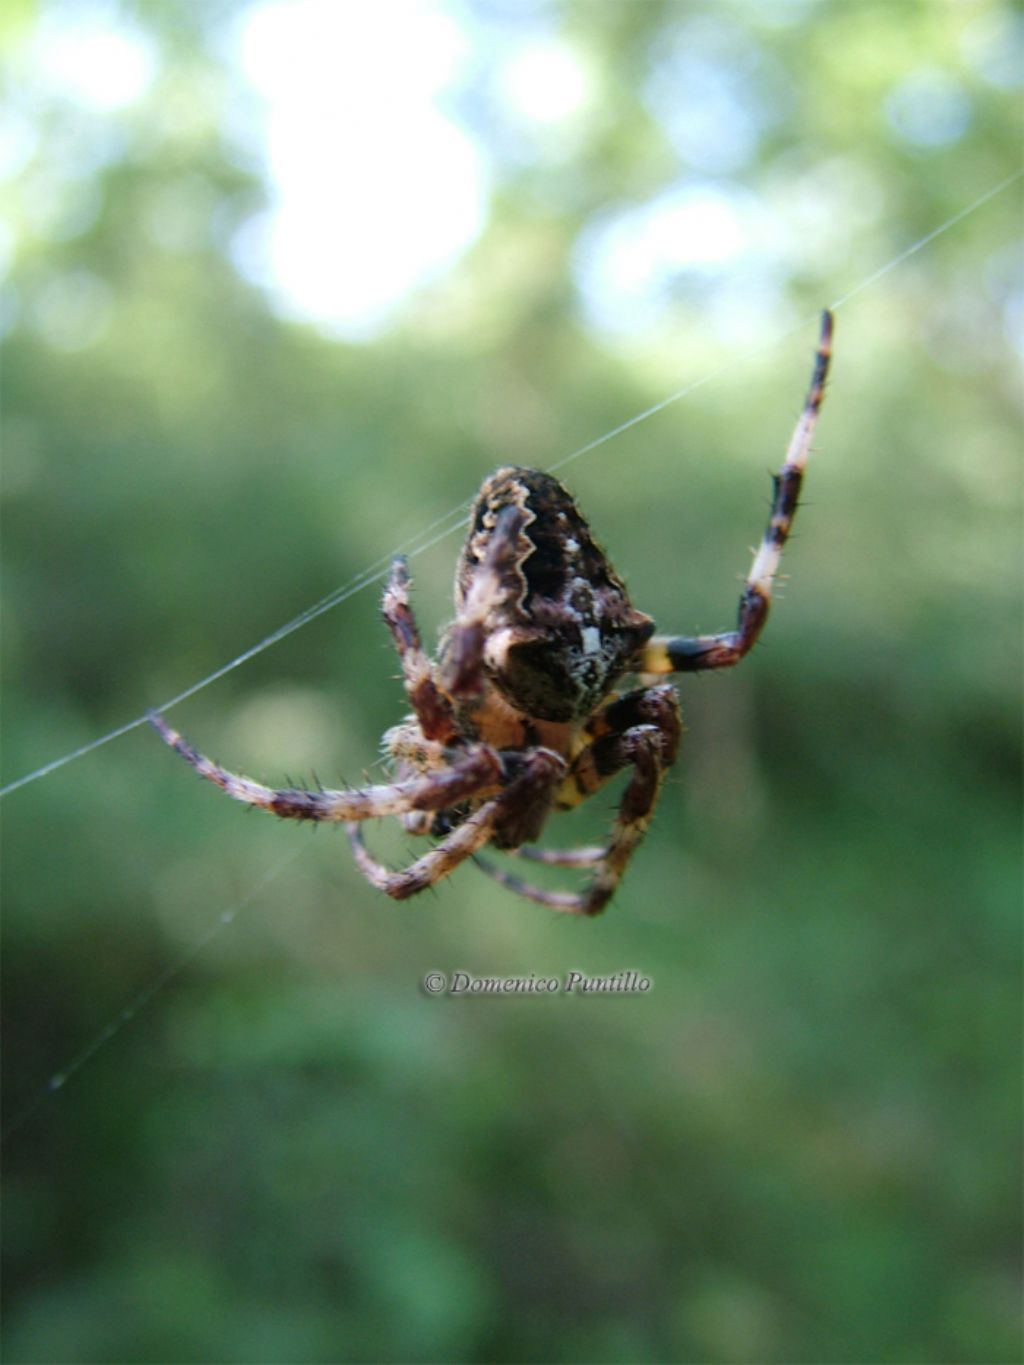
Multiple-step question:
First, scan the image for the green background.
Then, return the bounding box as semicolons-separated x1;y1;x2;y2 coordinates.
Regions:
3;2;1021;1362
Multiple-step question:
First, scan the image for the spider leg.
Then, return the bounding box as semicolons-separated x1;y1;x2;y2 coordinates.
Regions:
642;309;833;674
347;801;502;900
478;686;682;915
476;724;672;915
441;505;527;697
346;748;564;899
577;725;674;914
148;712;501;821
473;857;592;910
556;685;682;809
382;557;457;742
490;685;684;869
504;844;606;868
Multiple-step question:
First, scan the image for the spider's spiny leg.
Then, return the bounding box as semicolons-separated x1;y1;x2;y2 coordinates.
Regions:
148;712;502;821
643;309;833;675
345;745;562;900
477;694;679;915
506;843;606;868
442;505;527;697
347;800;501;900
472;857;588;912
400;809;434;836
490;747;566;850
575;726;668;914
476;729;665;916
556;684;682;809
382;557;457;742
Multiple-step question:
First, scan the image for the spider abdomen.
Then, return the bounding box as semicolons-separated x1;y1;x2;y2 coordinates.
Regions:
452;466;654;722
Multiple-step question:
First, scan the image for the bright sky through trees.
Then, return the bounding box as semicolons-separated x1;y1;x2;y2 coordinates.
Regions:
7;0;1017;346
233;0;487;338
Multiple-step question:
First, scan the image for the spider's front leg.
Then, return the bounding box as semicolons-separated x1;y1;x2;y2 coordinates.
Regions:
382;556;457;742
477;684;682;916
642;310;833;675
441;505;528;697
148;712;502;821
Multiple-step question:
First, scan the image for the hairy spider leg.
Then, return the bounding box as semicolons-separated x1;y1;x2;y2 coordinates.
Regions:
347;801;502;900
147;711;502;821
642;308;833;674
476;724;674;915
382;557;457;743
476;685;682;914
555;685;682;809
441;504;528;697
346;748;565;899
504;844;606;868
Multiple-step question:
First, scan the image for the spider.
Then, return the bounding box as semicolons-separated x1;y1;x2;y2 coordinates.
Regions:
151;311;833;915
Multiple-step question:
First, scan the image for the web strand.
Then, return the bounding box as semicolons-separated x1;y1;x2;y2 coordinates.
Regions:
1;165;1020;802
0;843;306;1144
4;166;1021;1138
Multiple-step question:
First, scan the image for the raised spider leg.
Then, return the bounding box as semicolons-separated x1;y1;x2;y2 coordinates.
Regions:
347;748;565;899
441;505;527;697
382;557;457;743
476;685;682;915
642;309;833;675
148;711;501;821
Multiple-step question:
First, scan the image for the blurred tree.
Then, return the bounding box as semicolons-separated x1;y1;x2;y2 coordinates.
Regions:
2;1;1020;1362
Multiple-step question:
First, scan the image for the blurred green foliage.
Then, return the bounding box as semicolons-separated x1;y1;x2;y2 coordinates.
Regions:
2;1;1021;1362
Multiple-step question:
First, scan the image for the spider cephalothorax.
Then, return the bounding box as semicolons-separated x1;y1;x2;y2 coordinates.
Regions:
151;312;832;914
